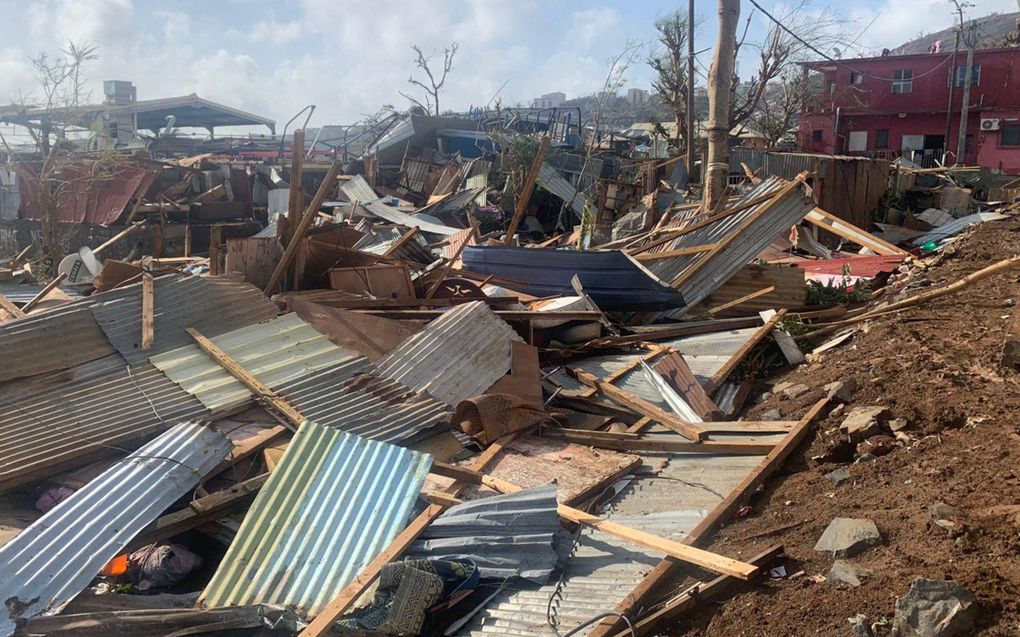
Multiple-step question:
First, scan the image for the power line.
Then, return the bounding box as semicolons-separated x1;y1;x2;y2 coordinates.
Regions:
746;0;955;83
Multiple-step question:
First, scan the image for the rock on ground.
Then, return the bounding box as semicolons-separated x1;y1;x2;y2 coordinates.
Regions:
813;517;882;558
892;578;977;637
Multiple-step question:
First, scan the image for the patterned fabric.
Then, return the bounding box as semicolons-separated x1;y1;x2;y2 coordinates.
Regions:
337;559;478;634
455;394;556;445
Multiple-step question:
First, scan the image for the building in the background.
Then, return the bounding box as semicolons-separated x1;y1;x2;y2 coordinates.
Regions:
626;88;649;107
798;48;1020;173
532;92;566;109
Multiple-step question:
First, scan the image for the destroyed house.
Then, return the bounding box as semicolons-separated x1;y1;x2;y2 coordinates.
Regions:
799;48;1020;173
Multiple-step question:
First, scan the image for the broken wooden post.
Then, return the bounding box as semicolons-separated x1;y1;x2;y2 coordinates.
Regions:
140;272;154;350
504;135;551;244
20;273;66;314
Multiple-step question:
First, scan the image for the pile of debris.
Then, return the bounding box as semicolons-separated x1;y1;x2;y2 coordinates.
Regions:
0;125;1017;637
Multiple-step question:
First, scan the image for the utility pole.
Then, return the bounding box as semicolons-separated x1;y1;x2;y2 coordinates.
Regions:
704;0;740;211
686;0;696;182
952;1;976;165
943;29;960;162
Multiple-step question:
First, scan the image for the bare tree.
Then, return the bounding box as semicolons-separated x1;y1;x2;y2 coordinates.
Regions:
746;71;809;147
648;10;690;150
0;42;100;270
729;2;852;130
400;43;459;116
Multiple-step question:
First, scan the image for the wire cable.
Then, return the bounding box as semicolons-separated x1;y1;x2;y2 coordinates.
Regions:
746;0;955;83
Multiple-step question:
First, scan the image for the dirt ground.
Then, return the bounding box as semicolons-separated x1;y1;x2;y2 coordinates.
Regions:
672;218;1020;636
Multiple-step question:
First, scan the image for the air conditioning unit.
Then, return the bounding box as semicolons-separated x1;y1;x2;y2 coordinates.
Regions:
981;118;1001;131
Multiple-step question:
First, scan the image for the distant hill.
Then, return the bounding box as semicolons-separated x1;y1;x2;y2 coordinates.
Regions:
890;11;1020;55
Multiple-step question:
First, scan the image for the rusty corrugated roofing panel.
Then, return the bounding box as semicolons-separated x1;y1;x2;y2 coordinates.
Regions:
376;300;523;405
19;162;159;225
0;355;210;493
199;422;432;619
0;421;231;636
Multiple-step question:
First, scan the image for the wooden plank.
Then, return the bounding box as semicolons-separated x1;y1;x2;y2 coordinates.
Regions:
579;344;666;398
671;173;808;288
761;309;805;365
568;368;705;441
354;309;604;321
609;545;784;637
209;226;222;276
586;398;829;637
805;206;908;256
328;264;415;299
704;309;788;394
128;474;268;551
424;223;474;299
540;430;774;455
504;135;551;244
428;462;759;580
286;129;306;247
298;432;521;637
140;273;154;351
382;226;419;257
707;285;776;316
653;351;724;420
634;244;718;261
186;328;305;426
264;160;342;295
21;273;67;314
0;293;25;319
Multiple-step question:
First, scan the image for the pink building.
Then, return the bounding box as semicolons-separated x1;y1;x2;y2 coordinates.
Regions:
799;48;1020;173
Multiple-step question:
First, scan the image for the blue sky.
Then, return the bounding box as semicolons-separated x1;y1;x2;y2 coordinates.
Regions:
0;0;1016;134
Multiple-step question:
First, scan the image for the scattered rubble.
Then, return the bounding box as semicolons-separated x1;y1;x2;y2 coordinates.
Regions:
893;579;977;637
813;517;882;557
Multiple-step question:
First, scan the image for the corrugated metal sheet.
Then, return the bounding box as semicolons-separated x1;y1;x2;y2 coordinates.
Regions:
459;446;772;636
90;276;279;366
376;301;523;405
150;313;356;413
537;163;588;218
408;484;564;583
199;421;432;619
0;354;210;493
545;327;759;409
352;225;435;264
729;147;827;181
19;162;158;225
644;176;815;314
0;304;114;384
275;362;451;445
640;361;702;422
342;175;461;236
912;212;1009;245
0;421;231;636
461;246;686;311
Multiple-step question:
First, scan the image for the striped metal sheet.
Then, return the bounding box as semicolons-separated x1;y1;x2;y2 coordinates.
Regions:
0;354;209;494
149;313;355;413
376;301;523;405
275;362;451;445
0;305;114;384
90;275;279;366
352;225;435;264
408;484;565;583
537;163;588;218
339;174;380;203
460;442;779;636
199;422;432;619
644;177;816;312
0;421;231;636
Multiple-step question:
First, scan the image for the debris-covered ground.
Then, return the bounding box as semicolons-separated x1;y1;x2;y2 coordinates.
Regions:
677;218;1020;636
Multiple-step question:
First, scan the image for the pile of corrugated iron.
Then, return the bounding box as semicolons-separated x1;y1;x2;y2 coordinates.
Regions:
0;129;1013;637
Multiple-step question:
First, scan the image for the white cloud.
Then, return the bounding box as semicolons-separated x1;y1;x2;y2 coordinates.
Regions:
249;19;303;45
572;7;621;48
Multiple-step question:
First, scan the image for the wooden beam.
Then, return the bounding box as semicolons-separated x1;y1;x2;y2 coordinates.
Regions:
0;293;25;319
21;273;66;314
586;398;829;637
129;473;268;551
264;160;342;295
140;272;154;350
428;462;759;580
424;225;474;299
354;309;604;321
704;309;788;394
186;328;305;426
672;173;809;289
609;545;784;637
503;135;550;244
298;432;522;637
706;285;776;316
653;350;724;420
286;129;306;246
805;207;908;256
568;367;706;441
634;244;718;261
579;344;667;398
540;430;774;455
209;226;222;276
382;226;419;257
